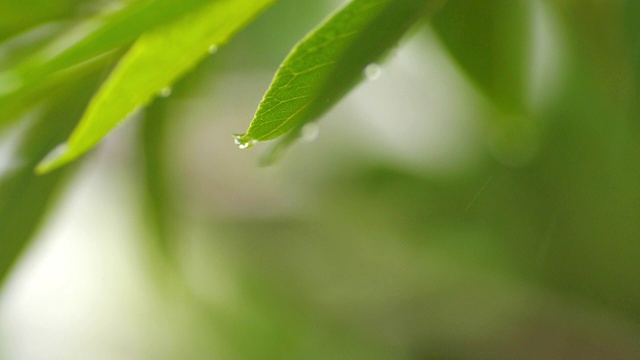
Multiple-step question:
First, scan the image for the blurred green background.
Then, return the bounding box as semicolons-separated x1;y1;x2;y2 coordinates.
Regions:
1;0;640;359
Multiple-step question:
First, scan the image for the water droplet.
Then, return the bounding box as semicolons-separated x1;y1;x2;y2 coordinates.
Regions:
208;44;218;54
233;134;257;149
159;87;172;97
363;63;382;81
301;123;319;142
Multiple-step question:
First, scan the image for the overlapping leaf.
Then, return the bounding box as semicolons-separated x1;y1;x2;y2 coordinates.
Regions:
24;0;215;79
0;0;240;130
10;0;213;80
235;0;447;150
36;0;274;173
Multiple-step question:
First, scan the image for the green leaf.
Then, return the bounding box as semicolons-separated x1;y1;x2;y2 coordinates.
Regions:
235;0;447;150
0;70;102;284
0;0;78;42
0;52;120;130
431;0;532;113
432;0;535;166
624;0;640;114
24;0;215;80
140;95;176;257
35;0;274;174
0;0;211;129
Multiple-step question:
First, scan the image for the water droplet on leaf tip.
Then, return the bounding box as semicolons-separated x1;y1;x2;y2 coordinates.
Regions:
363;63;382;81
301;123;319;142
233;134;257;149
159;87;172;97
208;45;218;54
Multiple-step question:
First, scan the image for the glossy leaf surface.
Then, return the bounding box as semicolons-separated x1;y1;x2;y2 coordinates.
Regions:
235;0;446;148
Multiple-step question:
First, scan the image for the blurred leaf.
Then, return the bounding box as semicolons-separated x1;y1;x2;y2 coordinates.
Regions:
624;0;640;109
36;0;275;174
140;95;175;257
564;1;635;113
538;1;640;316
22;0;217;80
220;0;334;70
431;0;537;167
0;70;104;284
0;0;232;130
234;0;447;152
0;52;119;130
0;0;79;42
431;0;531;113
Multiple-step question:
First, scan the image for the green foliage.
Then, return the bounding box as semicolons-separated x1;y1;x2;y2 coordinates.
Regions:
0;68;109;283
2;0;640;358
0;0;78;42
235;0;446;156
433;0;535;165
432;0;531;112
36;0;274;173
0;0;213;126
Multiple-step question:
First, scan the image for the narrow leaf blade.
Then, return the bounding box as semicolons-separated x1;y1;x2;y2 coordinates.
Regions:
431;0;532;113
236;0;446;147
36;0;274;174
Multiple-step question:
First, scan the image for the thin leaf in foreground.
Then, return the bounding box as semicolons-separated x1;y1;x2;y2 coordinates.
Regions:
36;0;274;174
234;0;447;153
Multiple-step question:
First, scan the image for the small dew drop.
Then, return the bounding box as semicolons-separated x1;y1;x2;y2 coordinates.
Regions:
363;63;382;81
208;44;219;54
301;123;319;142
159;87;172;97
233;134;257;149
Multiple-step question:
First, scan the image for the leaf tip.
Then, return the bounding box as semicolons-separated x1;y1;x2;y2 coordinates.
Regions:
35;143;70;175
